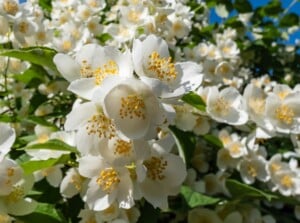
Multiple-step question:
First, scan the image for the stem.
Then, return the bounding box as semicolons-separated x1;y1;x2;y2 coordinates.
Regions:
283;0;298;15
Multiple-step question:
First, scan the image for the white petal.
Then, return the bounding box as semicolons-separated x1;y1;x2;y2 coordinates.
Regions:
64;101;97;131
7;198;37;216
68;78;98;100
0;124;15;158
53;54;81;82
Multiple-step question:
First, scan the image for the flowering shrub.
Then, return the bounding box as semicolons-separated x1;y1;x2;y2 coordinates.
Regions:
1;0;300;222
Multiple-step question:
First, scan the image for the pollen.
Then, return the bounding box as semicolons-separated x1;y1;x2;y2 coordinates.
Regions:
119;94;146;119
248;97;265;115
0;214;10;223
127;10;141;23
6;185;24;203
280;175;293;188
144;156;168;181
86;114;116;139
212;97;230;116
37;31;46;42
114;139;132;156
277;91;289;100
96;168;120;193
247;164;257;178
71;174;84;191
148;51;177;82
18;21;29;34
275;104;294;125
229;143;241;155
94;60;119;85
6;167;15;177
62;40;72;51
3;0;19;15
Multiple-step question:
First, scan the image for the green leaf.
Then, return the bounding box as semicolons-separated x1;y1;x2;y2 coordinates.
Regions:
13;65;47;85
96;33;113;45
24;139;78;153
16;203;67;223
169;125;196;166
0;47;58;71
180;185;220;208
38;0;52;16
24;116;59;130
233;0;252;13
226;179;277;201
279;13;299;27
181;91;206;112
262;0;282;17
20;154;71;174
203;134;223;148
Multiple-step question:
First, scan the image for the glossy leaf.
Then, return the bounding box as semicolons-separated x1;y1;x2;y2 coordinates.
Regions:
24;139;77;153
180;186;220;208
181;91;206;112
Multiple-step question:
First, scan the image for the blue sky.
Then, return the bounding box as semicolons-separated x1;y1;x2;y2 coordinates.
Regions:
210;0;300;44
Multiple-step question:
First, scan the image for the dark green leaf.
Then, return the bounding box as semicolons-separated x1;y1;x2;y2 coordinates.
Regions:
0;47;58;71
24;139;77;153
233;0;252;13
181;91;206;112
180;185;220;208
279;13;299;27
24;116;59;130
137;201;160;223
169;126;196;166
226;179;277;201
263;0;282;17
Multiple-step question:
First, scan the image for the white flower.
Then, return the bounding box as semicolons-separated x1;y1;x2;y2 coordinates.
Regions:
206;86;248;125
135;143;187;209
243;84;272;131
64;101;116;156
34;164;63;187
132;35;203;97
0;175;37;216
78;155;134;211
60;168;86;198
54;43;133;99
271;169;300;196
0;157;23;196
265;91;300;134
0;123;15;160
238;155;269;184
95;77;166;140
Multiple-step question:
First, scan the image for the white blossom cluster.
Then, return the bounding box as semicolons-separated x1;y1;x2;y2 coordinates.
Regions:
0;0;300;222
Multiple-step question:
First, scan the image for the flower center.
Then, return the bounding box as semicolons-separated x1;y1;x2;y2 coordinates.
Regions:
0;214;10;223
248;97;265;115
148;51;177;82
280;175;293;188
3;0;19;15
127;10;141;23
119;94;146;120
114;139;132;156
71;174;84;191
6;186;24;203
144;156;168;181
17;21;29;34
212;97;230;116
80;60;119;85
247;164;257;177
86;114;116;139
96;168;120;193
275;105;294;125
